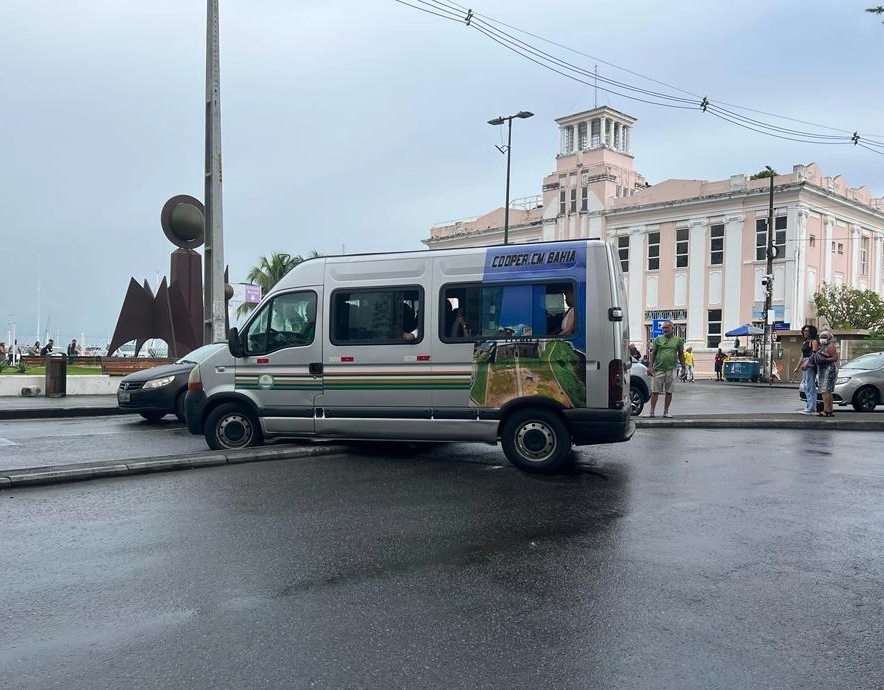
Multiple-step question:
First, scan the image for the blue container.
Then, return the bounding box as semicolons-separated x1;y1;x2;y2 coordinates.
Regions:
724;359;760;382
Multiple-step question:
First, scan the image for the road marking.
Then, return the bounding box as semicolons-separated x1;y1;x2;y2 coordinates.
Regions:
0;438;17;446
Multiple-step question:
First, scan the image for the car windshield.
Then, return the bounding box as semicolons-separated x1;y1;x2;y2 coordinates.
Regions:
175;343;225;365
842;352;884;371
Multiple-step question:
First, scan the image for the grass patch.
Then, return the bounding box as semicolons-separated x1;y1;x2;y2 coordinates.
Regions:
0;366;104;376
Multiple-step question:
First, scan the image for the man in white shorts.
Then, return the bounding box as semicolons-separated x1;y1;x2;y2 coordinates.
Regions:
647;321;685;418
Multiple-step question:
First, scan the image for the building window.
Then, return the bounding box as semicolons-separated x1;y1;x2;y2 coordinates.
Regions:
861;237;869;275
837;243;844;255
707;309;722;348
831;240;836;253
617;236;629;273
755;216;787;261
710;224;724;265
577;123;587;150
647;231;660;271
809;234;816;248
675;227;689;268
581;172;589;185
564;126;574;153
591;120;600;148
569;188;577;213
581;187;588;212
559;190;566;216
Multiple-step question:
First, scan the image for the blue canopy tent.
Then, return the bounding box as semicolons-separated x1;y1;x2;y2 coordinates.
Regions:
725;324;764;337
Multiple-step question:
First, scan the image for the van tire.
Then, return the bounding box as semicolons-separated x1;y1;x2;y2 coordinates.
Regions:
501;407;571;473
205;403;263;450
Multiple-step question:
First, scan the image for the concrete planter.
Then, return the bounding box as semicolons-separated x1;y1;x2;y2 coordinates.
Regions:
0;375;119;397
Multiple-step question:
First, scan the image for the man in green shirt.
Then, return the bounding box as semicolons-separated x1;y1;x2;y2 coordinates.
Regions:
647;320;685;418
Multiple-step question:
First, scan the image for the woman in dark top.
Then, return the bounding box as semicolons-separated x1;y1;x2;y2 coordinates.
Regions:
794;324;819;414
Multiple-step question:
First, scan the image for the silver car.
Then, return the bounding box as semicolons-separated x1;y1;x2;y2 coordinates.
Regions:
833;351;884;412
629;360;651;416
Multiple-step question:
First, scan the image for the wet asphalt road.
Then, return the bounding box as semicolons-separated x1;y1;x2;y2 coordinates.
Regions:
3;428;882;690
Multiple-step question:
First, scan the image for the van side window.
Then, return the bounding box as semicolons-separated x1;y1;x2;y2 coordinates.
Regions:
245;291;317;355
440;282;577;341
331;287;422;344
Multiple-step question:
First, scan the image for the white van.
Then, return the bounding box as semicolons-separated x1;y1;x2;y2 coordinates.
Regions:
186;240;635;472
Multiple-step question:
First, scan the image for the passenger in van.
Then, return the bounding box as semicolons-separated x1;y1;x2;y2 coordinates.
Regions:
449;308;469;338
558;287;576;336
402;302;419;342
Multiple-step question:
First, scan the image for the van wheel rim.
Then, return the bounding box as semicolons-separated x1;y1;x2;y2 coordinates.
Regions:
219;414;251;446
516;421;555;461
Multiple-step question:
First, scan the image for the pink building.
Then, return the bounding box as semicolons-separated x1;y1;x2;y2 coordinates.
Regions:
426;106;884;356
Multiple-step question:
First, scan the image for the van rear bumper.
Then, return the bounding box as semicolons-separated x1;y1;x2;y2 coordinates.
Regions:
565;408;635;445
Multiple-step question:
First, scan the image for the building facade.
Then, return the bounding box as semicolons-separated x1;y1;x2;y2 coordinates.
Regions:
426;106;884;355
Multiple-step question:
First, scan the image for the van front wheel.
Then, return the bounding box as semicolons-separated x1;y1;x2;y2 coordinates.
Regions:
501;408;571;473
205;403;264;450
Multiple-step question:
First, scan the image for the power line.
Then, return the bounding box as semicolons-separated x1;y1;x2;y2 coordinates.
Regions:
398;1;884;155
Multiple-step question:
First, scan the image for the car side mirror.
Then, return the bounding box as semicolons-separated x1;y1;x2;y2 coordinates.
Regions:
228;327;244;358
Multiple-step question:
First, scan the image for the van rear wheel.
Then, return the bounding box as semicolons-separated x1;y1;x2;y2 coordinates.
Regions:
205;403;263;450
501;407;571;473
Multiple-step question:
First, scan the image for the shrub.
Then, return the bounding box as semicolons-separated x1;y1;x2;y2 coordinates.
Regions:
16;361;30;374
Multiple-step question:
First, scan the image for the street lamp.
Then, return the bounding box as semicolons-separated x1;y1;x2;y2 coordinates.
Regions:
488;110;534;245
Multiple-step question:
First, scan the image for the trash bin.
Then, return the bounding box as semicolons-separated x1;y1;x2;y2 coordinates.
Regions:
45;352;67;397
724;359;761;382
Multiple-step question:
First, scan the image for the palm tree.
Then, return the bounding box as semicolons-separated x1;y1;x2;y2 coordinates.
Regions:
236;251;320;317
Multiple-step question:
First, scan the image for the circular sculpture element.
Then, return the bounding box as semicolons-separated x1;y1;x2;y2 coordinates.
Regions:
161;194;206;249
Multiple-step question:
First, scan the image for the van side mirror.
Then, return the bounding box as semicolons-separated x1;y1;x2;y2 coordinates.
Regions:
228;327;244;358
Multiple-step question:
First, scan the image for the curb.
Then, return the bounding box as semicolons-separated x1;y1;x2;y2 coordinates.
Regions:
0;406;129;420
0;445;341;488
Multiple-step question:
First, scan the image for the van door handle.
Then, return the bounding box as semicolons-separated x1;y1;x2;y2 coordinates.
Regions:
309;362;323;375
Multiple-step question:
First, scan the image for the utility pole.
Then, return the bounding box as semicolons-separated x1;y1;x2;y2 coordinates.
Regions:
762;167;776;384
204;0;226;344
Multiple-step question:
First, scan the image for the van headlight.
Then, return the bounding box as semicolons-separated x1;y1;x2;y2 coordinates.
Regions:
143;375;175;390
835;376;851;385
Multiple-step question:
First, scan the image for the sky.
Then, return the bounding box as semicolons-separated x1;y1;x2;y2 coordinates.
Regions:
2;0;883;349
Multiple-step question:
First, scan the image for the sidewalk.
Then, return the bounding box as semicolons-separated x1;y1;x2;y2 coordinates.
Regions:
2;390;882;488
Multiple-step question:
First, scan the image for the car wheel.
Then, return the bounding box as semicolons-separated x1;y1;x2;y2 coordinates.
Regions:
139;411;166;423
204;403;263;450
500;407;571;473
851;386;879;413
174;391;187;423
629;386;644;416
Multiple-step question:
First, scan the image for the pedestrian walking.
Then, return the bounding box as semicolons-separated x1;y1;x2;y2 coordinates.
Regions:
814;330;839;417
714;348;726;381
682;347;694;382
794;324;819;414
647;320;685;418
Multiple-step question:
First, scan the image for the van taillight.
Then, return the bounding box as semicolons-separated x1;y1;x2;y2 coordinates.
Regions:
608;359;625;409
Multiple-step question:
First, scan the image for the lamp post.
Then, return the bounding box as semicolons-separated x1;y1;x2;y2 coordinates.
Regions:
488;111;534;245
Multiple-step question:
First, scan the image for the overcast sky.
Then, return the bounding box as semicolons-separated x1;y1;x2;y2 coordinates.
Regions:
2;0;882;349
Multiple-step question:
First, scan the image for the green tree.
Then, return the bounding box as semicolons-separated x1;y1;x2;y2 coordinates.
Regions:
812;283;884;330
749;168;777;180
236;250;321;317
